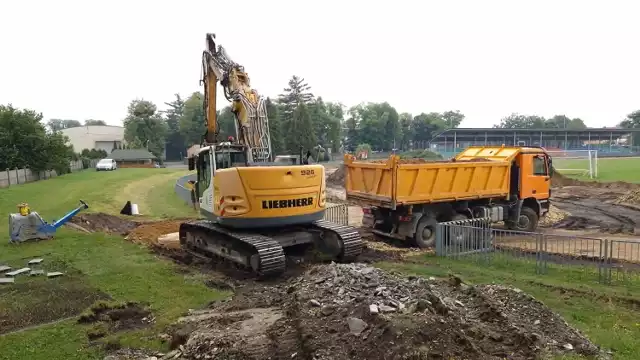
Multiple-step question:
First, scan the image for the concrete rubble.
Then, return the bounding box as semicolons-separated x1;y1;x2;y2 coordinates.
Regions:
134;262;608;360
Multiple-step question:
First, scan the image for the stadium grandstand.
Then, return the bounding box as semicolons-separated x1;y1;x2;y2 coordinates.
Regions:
425;127;640;159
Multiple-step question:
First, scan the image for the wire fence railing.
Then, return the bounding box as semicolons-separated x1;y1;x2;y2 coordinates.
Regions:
323;203;349;226
435;218;640;285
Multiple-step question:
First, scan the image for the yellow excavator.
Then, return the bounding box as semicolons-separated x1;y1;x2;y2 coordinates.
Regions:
179;33;364;276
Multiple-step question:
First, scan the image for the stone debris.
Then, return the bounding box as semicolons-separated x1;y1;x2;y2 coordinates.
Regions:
0;278;15;284
29;269;45;276
6;267;30;277
47;272;64;278
0;265;11;273
161;262;606;360
615;189;640;204
28;258;44;265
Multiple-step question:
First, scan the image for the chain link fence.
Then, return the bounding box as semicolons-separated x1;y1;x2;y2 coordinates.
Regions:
435;218;640;285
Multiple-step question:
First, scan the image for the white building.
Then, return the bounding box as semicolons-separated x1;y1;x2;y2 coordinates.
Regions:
60;125;124;153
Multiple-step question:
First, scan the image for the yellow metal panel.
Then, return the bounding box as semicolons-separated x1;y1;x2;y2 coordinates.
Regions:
455;145;521;162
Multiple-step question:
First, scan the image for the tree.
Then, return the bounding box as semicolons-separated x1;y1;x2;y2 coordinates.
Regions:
398;112;413;151
278;76;316;152
0;104;74;174
411;112;447;146
310;98;342;152
265;98;285;155
494;113;546;129
122;99;167;158
47;119;81;132
441;110;465;129
164;94;186;160
619;110;640;144
179;92;205;147
112;140;118;151
84;119;107;126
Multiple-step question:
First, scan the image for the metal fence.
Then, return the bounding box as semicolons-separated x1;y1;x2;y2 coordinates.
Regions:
435;218;640;285
323;203;349;226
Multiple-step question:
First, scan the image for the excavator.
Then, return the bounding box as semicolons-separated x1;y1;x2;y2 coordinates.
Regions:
179;33;364;276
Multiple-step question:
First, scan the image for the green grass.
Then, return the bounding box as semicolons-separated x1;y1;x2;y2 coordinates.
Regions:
553;157;640;183
0;169;227;360
379;254;640;360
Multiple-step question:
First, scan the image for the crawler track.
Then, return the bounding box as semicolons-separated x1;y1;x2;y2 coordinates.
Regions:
179;219;365;278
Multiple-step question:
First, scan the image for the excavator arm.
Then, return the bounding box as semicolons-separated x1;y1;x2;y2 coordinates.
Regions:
201;33;272;162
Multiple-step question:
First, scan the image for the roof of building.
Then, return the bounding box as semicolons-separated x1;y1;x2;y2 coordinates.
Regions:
109;149;156;161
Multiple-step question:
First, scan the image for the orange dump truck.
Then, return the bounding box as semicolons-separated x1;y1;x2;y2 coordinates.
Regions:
344;146;552;248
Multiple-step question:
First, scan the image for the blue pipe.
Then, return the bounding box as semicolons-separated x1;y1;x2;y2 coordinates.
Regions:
52;200;89;229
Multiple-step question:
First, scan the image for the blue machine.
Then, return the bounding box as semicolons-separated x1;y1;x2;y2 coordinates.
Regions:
9;200;89;243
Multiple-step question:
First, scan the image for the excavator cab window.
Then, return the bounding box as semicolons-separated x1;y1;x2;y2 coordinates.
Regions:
214;150;247;170
197;151;211;198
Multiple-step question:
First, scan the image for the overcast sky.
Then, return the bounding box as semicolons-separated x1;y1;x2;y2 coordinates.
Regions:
1;0;638;128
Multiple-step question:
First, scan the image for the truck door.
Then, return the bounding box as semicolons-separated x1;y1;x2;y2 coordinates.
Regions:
520;153;551;200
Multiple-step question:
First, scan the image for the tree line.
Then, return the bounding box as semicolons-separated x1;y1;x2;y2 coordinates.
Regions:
3;74;640;172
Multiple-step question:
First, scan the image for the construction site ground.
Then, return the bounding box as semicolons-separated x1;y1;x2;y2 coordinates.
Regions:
1;167;640;360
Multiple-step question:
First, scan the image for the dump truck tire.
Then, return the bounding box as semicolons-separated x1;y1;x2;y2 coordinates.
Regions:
414;216;437;248
514;206;538;232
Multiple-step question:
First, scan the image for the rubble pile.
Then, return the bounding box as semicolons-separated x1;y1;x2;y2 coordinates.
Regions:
326;165;345;186
614;189;640;205
166;263;603;360
539;205;570;227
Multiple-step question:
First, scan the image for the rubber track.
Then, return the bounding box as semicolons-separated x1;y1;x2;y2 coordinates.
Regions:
180;220;286;276
312;219;364;260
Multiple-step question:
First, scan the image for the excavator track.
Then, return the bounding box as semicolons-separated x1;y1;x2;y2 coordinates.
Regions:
312;220;364;261
179;220;286;277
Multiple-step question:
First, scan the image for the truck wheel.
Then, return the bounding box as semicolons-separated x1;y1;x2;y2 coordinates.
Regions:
413;216;437;249
513;207;538;232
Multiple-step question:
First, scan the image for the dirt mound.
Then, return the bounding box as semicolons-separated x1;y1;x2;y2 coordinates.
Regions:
169;263;604;360
69;213;139;235
615;189;640;204
126;220;183;245
79;301;154;341
327;165;346;186
539;205;570;227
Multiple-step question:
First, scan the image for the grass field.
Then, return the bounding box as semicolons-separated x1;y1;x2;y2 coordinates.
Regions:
553;156;640;183
2;167;640;359
0;169;222;360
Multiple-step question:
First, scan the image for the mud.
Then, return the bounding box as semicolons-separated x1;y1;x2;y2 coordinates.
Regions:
79;301;154;340
69;213;138;235
163;263;605;360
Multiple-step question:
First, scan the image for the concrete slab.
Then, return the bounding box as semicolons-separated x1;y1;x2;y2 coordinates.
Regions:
30;270;45;276
0;278;15;284
28;258;44;265
6;268;30;277
47;272;63;278
157;232;181;249
0;266;11;273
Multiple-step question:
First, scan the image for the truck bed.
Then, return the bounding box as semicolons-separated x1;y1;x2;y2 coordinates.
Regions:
344;149;517;208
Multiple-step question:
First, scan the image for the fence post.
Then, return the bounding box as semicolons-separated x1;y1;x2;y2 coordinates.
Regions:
6;168;10;186
23;168;28;183
603;239;610;284
435;223;442;256
14;167;19;184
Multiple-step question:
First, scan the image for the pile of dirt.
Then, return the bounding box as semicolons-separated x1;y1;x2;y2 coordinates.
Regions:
539;205;570;227
79;301;154;341
168;263;604;360
126;220;183;246
69;213;139;235
614;189;640;204
327;165;346;186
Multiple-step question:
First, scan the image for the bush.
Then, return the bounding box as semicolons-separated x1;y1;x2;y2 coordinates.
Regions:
399;150;443;160
81;157;91;169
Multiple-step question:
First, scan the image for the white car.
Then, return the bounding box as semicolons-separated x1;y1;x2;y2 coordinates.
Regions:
96;158;117;171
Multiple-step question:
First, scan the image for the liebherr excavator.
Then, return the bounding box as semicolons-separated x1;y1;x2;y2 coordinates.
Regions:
179;33;364;276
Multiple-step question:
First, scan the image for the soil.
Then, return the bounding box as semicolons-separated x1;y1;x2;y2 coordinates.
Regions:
326;165;345;186
162;263;606;360
70;213;139;235
79;301;154;340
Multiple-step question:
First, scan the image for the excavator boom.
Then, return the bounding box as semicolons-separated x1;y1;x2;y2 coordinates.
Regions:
201;33;272;162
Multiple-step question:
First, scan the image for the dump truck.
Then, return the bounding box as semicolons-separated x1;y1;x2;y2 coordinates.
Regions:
344;146;553;248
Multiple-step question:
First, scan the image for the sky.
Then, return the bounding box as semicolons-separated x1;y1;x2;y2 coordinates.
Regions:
1;0;638;128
